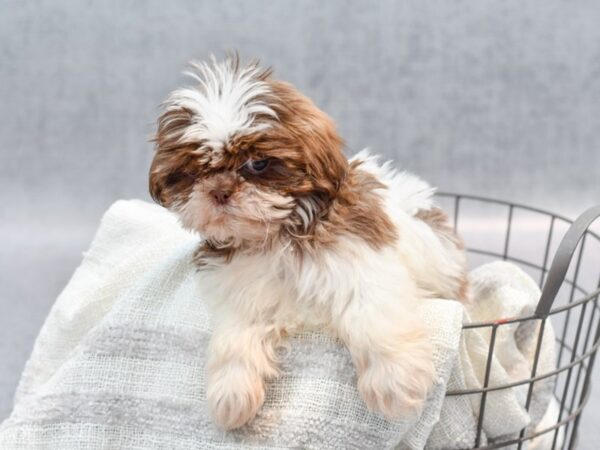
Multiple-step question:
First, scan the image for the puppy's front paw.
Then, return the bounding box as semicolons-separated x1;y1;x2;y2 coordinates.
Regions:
207;365;265;430
358;339;436;419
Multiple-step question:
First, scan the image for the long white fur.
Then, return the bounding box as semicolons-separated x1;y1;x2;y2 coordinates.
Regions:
351;149;436;215
164;57;277;155
195;153;465;430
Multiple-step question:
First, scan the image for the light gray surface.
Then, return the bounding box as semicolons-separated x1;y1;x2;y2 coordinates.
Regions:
1;0;599;447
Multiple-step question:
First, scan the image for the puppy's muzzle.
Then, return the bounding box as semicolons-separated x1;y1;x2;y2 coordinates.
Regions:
210;189;232;205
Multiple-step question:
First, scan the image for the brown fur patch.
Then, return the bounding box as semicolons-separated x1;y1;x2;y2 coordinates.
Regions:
415;207;469;302
149;107;200;207
194;240;237;267
333;160;398;249
415;208;464;250
284;161;399;253
263;80;348;198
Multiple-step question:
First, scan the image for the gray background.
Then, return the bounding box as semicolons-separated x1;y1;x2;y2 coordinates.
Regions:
1;0;599;447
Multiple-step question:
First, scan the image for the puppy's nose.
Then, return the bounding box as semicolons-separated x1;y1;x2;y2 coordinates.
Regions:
209;189;232;205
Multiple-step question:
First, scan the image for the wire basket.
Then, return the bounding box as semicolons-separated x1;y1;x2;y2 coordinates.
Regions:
435;193;600;449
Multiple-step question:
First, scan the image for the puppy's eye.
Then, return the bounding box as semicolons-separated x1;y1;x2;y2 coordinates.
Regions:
242;159;271;175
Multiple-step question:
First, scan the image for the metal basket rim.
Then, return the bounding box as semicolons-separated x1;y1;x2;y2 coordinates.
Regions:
436;192;600;329
436;191;600;242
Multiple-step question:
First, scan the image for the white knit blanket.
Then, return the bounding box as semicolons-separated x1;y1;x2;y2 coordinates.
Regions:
0;200;557;449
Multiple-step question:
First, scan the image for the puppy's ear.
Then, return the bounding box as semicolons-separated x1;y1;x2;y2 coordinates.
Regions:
267;80;348;198
302;112;347;198
149;108;197;208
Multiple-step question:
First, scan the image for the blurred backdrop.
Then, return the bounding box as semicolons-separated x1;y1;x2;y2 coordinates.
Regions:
1;0;599;445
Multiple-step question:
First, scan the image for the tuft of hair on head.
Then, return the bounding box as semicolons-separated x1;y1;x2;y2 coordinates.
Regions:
148;54;277;208
169;53;276;149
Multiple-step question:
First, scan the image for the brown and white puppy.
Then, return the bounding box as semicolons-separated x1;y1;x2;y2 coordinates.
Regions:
149;56;468;430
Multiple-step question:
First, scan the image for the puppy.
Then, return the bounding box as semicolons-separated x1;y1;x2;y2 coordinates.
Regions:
149;56;468;430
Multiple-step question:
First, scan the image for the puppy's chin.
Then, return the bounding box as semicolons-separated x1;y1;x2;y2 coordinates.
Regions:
175;184;295;247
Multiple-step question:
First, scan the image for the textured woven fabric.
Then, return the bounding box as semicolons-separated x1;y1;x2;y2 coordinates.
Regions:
0;200;464;449
426;262;558;450
469;262;557;446
0;200;557;449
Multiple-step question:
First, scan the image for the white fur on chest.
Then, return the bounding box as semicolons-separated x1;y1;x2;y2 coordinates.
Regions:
196;236;416;334
197;150;464;335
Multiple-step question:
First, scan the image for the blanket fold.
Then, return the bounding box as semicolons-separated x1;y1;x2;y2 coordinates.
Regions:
0;200;558;449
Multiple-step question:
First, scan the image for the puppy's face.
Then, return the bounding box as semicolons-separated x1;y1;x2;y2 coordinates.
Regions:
150;58;347;247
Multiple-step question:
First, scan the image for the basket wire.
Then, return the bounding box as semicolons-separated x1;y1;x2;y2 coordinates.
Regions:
436;193;600;450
